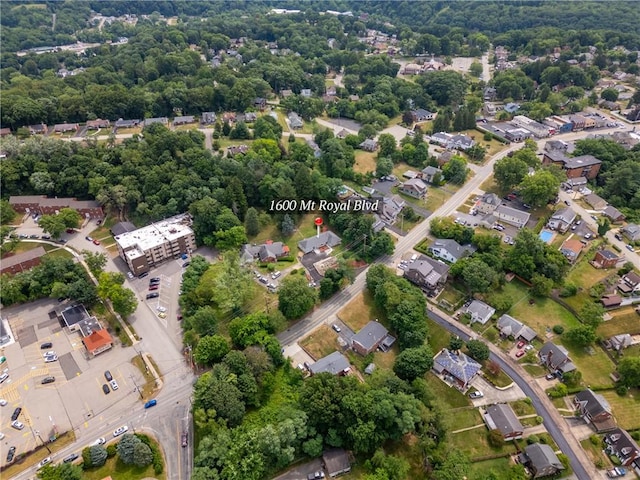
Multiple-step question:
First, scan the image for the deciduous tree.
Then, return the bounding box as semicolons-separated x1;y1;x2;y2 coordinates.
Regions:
194;335;230;365
393;345;434;381
466;339;490;362
278;276;317;320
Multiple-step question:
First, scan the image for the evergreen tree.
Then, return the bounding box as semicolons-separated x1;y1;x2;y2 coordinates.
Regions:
244;207;260;237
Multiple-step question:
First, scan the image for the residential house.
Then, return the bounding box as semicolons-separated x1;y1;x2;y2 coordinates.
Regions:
404;256;450;292
622;224;640;242
351;320;395;355
600;294;622;308
483;87;497;101
336;128;349;139
432;348;481;390
504;128;532;142
359;138;378;152
603;206;625;223
542;152;602;180
539;341;577;374
421;166;442;184
402;170;418;179
300;88;312;98
503;103;520;114
564;177;588;190
288;112;303;129
483;404;524;440
114;119;140;130
574;389;617;432
430;132;475;151
86;119;110;130
54;123;79;133
348;94;360;102
560;238;584;263
593;249;620;269
436;151;454;167
548;207;576;233
306;139;322;158
609;334;633;351
518;443;564;478
427;239;475;264
243;112;258;122
323;449;351;478
144;117;168;127
584;193;608;211
462;300;496;325
0;127;11;137
0;247;47;276
222;112;236;123
619;271;640;294
497;314;537;342
402;63;423;75
309;351;350;376
280;89;293;98
241;241;290;263
201;112;217;125
254;97;267;110
494;205;531;228
604;428;640;467
475;193;501;215
172;115;195;126
379;196;405;224
411;108;434;122
28;123;47;135
399;178;427;199
82;328;113;357
227;145;249;156
298;231;341;255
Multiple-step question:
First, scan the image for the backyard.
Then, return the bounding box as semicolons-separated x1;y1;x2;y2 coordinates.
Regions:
353;150;377;174
449;423;518;460
597;306;640;338
299;324;340;360
337;291;386;332
601;388;640;430
559;338;615;388
561;253;614;311
424;372;470;408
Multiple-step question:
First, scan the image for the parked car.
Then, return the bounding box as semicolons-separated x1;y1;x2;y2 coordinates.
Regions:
516;340;525;349
6;446;16;463
44;354;58;363
93;239;100;245
102;384;110;395
469;391;483;399
113;425;129;437
104;370;113;381
157;306;167;312
158;312;167;318
138;272;149;279
0;373;8;384
181;432;188;447
110;380;119;391
148;285;159;291
614;233;623;241
126;271;134;279
545;373;556;380
258;276;268;284
150;277;161;283
607;467;627;478
307;472;325;479
515;350;525;358
146;292;159;299
11;420;24;430
63;453;79;463
332;324;341;333
43;350;56;357
564;200;570;206
41;376;55;384
271;271;281;279
627;244;635;251
584;233;592;239
182;261;190;268
85;236;93;241
11;407;21;421
144;399;157;409
42;234;51;239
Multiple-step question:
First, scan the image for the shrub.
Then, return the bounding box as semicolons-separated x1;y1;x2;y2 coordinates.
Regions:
631;431;640;441
589;434;601;446
106;444;117;457
535;416;544;425
616;385;628;396
483;132;493;141
488;429;505;448
527;435;540;444
552;325;565;335
559;283;578;297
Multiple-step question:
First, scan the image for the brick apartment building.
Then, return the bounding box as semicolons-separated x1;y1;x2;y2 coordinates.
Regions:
9;195;103;219
0;246;47;275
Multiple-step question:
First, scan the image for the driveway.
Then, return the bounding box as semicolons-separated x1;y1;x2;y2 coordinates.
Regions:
470;376;526;407
272;458;324;480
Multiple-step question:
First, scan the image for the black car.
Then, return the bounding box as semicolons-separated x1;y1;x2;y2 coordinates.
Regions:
41;376;55;384
138;272;149;279
11;407;22;421
102;384;110;395
104;370;113;381
182;261;190;268
150;277;161;282
40;342;53;349
6;446;16;463
63;453;79;463
146;292;159;299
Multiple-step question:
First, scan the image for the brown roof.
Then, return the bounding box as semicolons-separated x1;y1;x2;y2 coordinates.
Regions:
1;246;47;269
82;329;113;352
600;294;622;307
561;238;583;255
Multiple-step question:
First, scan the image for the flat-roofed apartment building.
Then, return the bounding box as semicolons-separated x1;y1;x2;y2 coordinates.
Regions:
114;214;196;275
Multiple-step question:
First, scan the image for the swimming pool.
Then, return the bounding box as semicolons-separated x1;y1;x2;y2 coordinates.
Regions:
539;229;554;244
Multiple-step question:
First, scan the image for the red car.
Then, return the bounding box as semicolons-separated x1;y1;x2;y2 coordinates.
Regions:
93;239;100;245
516;340;526;349
149;285;159;291
515;350;525;358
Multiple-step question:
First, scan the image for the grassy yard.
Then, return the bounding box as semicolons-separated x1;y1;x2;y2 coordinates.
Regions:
601;388;640;430
425;187;452;212
427;317;452;353
479;176;499;194
131;355;160;401
354;150;377;174
597;307;640;337
468;457;515;480
561;254;613;311
436;283;467;312
581;437;611;469
83;453;165;480
559;338;615;388
299;325;340;360
450;407;483;431
449;423;518;460
424;372;470;408
483;366;514;388
338;291;384;332
511;399;537;416
523;364;548;377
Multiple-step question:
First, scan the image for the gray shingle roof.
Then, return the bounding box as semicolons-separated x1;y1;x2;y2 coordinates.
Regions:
351;321;388;351
464;300;495;325
524;443;564;472
497;314;537;341
485;404;523;436
309;351;350;375
575;388;612;417
298;231;341;254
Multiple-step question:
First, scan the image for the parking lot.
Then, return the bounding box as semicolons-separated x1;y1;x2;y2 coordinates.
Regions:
0;298;145;468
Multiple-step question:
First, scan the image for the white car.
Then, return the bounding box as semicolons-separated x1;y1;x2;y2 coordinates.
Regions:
113;425;129;437
0;432;5;440
44;355;58;363
469;391;484;399
90;437;106;446
110;380;119;391
11;420;24;430
156;306;167;313
0;399;7;406
0;372;8;384
43;351;56;357
37;457;52;469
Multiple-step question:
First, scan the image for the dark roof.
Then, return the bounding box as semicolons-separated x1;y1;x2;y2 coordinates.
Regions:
111;221;137;236
497;314;537;341
485;404;523;436
322;449;351;476
597;249;619;260
309;351;350;375
352;321;388;351
433;348;481;385
563;154;601;169
61;304;91;327
298;231;341;254
524;443;564;472
1;246;47;269
575;388;612;417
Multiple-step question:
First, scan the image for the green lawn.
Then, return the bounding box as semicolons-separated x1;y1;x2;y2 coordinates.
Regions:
427;317;453;353
597;307;640;338
523;364;548;377
483;364;514;388
561;253;612;311
354;150;377;174
424;372;470;408
449;407;483;431
449;423;518;460
559;338;615;388
601;388;640;430
510;399;537;416
83;455;165;480
338;291;386;332
435;283;467;312
299;325;340;360
468;457;515;480
425;187;453;212
581;437;611;469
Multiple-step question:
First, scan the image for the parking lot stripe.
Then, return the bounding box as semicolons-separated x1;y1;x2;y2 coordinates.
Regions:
1;385;20;402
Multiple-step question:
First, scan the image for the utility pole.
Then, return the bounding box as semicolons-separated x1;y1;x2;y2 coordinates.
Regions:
34;429;51;453
363;234;367;253
129;374;143;400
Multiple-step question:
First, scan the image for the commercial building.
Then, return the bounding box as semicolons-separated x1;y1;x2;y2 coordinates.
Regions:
114;214;196;275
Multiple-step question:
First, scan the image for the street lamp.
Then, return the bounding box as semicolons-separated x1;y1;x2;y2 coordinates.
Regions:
34;429;51;454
